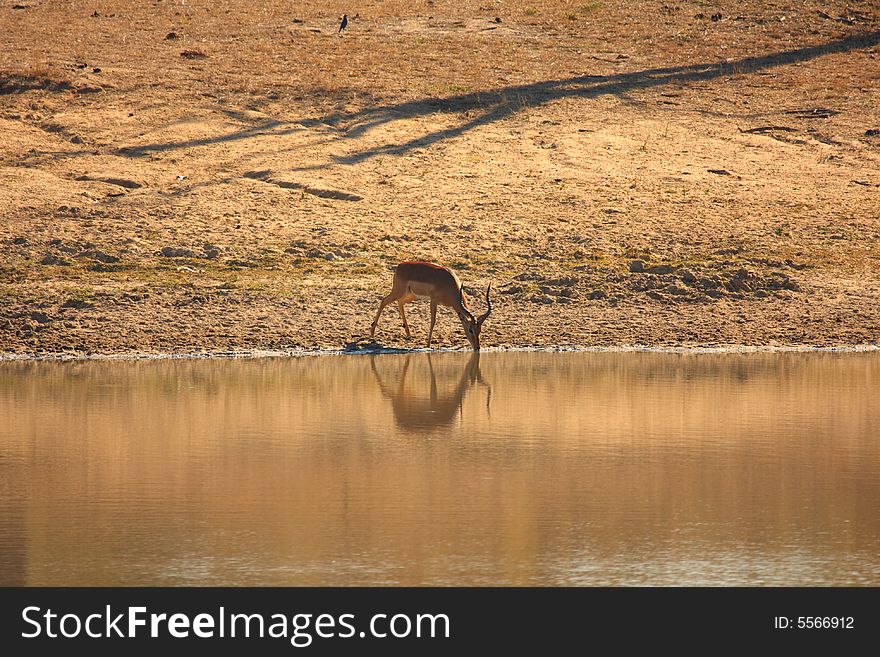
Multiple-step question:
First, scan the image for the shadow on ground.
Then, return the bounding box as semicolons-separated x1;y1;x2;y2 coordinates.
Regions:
111;31;879;172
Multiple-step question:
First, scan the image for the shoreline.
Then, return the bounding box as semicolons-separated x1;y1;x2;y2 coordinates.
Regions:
2;343;878;363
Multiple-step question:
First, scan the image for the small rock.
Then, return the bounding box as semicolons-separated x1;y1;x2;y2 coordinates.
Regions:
159;246;195;258
768;272;800;292
726;269;753;292
60;299;94;310
12;236;29;246
165;32;178;40
678;268;697;284
80;250;119;263
646;264;674;275
587;289;607;300
628;260;646;273
542;277;578;287
711;12;722;21
202;243;220;259
29;311;52;324
70;135;83;144
57;242;82;254
41;254;71;266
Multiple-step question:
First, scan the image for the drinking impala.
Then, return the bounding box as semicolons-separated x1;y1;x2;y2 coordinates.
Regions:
370;261;492;351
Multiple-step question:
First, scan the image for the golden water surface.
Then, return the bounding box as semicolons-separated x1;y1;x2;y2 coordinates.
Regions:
1;351;878;585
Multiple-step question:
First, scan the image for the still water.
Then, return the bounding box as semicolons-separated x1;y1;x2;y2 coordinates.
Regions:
1;351;878;586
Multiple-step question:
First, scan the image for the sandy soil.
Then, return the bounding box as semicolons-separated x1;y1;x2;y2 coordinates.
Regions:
1;1;878;356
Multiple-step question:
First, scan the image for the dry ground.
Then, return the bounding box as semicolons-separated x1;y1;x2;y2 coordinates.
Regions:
1;0;878;355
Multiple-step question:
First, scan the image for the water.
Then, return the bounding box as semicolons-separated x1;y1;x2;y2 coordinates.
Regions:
1;351;878;586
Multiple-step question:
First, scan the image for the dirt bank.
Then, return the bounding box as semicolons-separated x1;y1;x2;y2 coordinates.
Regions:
1;1;878;356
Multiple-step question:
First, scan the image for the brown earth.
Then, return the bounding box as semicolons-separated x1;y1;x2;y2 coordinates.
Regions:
1;0;878;356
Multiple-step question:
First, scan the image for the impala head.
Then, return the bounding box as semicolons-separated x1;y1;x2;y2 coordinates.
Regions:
457;284;492;351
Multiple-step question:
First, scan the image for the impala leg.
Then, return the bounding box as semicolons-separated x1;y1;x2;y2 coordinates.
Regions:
426;300;438;348
398;299;412;338
370;294;396;338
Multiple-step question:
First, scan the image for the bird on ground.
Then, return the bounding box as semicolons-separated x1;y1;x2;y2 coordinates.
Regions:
338;14;348;33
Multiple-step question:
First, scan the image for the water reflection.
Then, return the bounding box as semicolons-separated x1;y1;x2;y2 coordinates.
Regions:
0;351;878;586
370;354;490;431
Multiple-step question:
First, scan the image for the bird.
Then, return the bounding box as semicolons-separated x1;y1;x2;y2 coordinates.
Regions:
338;14;348;33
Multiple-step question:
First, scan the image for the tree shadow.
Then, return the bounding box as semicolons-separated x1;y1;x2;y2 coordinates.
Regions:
306;30;879;171
117;118;305;158
113;31;878;169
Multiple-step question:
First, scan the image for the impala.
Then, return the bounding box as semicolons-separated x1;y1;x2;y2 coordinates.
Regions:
370;261;492;351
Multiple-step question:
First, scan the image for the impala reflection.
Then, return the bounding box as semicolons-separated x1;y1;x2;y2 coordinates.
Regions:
370;353;490;431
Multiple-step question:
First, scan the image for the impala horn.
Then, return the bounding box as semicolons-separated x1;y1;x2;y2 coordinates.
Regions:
476;284;492;327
